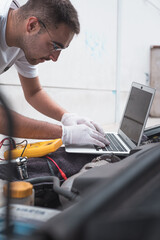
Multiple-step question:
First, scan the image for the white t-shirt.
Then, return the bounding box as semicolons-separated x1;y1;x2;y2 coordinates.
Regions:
0;0;38;78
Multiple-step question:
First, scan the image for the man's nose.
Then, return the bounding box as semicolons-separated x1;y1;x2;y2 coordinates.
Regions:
49;51;61;62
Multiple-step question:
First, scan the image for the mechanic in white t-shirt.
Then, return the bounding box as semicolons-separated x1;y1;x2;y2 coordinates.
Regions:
0;0;109;147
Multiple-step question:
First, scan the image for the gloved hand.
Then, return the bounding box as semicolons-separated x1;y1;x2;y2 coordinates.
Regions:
61;113;105;135
62;124;109;147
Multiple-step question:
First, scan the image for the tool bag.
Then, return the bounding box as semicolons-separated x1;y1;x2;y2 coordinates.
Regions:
0;147;121;208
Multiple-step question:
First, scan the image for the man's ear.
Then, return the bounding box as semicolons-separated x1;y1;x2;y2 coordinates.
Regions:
26;17;40;33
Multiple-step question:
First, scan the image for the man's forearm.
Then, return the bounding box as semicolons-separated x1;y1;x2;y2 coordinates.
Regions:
19;74;67;122
27;88;67;121
0;107;63;139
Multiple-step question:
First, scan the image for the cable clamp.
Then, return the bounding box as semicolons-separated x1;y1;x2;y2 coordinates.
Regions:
16;157;28;180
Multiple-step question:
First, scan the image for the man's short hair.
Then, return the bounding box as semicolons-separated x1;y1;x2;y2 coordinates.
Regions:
19;0;80;34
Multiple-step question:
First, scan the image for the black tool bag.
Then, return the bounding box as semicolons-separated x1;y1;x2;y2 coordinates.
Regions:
0;147;97;208
0;147;121;208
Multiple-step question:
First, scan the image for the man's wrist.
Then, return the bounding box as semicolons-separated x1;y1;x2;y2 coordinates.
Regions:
60;112;71;122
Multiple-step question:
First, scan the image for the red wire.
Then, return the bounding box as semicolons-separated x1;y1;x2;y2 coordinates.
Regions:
0;139;68;180
46;155;67;181
0;138;15;149
0;138;14;160
0;138;9;148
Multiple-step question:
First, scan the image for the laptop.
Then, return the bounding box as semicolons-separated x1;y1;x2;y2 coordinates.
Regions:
65;82;156;156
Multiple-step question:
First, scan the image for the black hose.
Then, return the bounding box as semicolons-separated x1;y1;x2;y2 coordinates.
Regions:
26;176;80;201
53;176;80;201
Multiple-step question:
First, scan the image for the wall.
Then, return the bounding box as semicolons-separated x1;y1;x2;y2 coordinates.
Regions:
0;0;160;128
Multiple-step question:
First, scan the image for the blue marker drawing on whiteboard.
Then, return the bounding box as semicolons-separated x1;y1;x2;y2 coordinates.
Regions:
85;32;105;58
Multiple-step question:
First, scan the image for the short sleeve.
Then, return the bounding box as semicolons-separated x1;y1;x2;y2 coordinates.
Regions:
14;55;38;78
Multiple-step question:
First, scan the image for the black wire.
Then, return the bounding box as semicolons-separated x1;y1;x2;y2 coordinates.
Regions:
17;139;28;157
47;160;55;176
1;137;16;149
9;137;16;149
2;139;28;157
0;92;14;239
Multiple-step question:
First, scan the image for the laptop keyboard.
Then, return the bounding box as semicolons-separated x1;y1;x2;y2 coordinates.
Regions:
94;133;128;152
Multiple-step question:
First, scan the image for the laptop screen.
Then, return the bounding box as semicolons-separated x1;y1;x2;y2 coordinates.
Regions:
119;86;153;145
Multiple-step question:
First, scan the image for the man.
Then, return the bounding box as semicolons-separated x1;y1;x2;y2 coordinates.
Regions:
0;0;109;147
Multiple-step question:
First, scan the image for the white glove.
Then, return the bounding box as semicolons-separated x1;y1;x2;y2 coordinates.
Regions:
62;124;109;147
61;113;105;135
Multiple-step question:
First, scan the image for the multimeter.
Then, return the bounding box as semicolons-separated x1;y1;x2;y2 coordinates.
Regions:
4;139;63;160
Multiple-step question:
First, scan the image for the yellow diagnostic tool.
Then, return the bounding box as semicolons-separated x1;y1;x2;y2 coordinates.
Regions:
4;139;63;160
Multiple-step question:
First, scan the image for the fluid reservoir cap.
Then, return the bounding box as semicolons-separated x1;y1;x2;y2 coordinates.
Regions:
3;181;33;198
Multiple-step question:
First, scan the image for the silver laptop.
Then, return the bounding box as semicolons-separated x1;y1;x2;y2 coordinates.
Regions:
65;82;156;156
